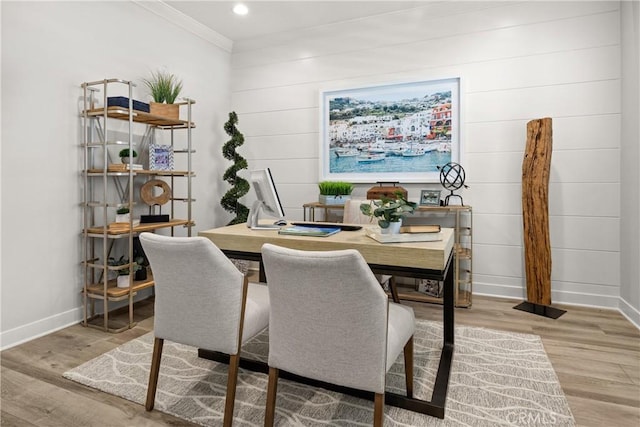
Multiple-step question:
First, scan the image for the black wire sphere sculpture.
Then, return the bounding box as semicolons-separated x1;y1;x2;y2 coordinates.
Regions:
438;162;466;206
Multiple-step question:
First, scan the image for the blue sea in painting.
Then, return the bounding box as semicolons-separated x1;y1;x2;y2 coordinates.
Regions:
329;149;451;174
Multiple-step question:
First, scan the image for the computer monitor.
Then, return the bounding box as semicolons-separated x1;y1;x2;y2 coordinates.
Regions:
247;168;286;229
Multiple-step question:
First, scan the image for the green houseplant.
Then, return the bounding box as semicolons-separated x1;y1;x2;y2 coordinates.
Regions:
115;206;130;223
108;255;141;288
118;148;137;164
318;181;354;205
143;70;183;119
360;192;417;233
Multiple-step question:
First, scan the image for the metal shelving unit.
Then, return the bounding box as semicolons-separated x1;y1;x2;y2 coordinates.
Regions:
80;78;195;332
404;205;473;307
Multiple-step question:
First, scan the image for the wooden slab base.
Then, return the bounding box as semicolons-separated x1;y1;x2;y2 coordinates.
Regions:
513;301;566;319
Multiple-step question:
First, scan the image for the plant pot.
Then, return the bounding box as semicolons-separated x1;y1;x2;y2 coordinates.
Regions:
319;194;351;206
381;221;402;235
117;275;131;288
150;102;179;120
121;157;137;164
135;267;147;281
115;213;130;223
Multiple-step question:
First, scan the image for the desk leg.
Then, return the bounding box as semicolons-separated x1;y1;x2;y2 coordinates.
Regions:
443;260;455;346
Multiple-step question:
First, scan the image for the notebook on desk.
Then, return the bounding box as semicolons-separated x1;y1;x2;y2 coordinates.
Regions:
278;225;341;237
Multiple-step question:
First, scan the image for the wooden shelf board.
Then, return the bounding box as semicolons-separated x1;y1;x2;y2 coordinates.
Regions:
395;289;472;308
86;169;192;176
415;205;471;212
85;276;154;299
85;316;137;333
85;106;195;128
86;219;189;236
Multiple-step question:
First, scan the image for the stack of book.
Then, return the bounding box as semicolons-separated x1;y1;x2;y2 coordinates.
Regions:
365;224;442;243
278;225;341;237
108;163;143;172
108;219;141;231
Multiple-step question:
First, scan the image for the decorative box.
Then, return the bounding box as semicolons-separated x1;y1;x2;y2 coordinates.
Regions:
107;97;150;113
366;183;408;200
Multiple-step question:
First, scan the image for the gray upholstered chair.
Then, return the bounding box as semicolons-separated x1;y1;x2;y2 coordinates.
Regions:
261;243;414;427
139;232;270;427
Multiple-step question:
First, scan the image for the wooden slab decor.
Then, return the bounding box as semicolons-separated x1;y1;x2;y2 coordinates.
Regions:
522;117;553;306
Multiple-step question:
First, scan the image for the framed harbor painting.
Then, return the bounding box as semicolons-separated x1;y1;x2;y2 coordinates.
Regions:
319;78;460;183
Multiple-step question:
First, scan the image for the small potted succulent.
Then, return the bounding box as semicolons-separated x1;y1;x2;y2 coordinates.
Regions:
318;181;354;206
119;148;137;164
360;192;417;234
115;206;130;223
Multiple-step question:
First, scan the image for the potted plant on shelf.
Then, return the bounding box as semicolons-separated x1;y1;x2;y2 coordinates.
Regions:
119;148;138;165
108;255;141;288
143;70;183;119
360;191;417;234
115;207;130;223
318;181;354;206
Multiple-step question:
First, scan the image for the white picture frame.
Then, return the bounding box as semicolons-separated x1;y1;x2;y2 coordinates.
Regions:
149;144;174;171
319;77;461;183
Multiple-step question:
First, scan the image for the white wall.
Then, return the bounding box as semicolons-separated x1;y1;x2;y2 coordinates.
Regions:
620;0;640;326
0;1;232;349
230;2;625;309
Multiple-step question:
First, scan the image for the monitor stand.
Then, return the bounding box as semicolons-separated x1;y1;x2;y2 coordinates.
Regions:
246;201;282;230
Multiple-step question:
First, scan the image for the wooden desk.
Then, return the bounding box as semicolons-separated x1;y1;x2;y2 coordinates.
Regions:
198;223;455;419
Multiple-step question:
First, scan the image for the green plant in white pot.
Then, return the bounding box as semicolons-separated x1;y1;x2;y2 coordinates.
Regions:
109;255;141;288
318;181;354;205
115;206;130;223
119;148;137;165
360;192;417;234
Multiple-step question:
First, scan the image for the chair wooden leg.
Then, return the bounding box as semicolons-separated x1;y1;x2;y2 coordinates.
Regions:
146;337;164;411
403;335;414;399
389;276;400;303
373;392;384;427
264;367;279;427
223;353;241;427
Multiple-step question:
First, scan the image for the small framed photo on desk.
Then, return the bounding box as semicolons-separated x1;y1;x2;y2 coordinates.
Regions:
420;189;441;206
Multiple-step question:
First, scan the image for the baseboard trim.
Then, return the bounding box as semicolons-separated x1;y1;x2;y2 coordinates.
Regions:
473;281;621;309
0;289;156;351
618;297;640;329
0;307;83;351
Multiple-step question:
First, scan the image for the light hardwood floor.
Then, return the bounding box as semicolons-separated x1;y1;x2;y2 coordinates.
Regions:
1;295;638;426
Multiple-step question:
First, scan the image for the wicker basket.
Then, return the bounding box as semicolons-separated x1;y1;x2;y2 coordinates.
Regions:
149;102;179;120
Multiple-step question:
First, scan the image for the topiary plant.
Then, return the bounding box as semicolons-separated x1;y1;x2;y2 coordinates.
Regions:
221;111;250;225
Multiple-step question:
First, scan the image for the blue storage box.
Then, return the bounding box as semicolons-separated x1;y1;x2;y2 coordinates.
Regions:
107;97;150;113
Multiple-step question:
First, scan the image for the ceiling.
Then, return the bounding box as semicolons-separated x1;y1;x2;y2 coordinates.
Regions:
164;1;424;42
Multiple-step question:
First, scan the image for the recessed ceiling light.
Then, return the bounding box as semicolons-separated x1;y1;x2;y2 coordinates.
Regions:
233;4;249;16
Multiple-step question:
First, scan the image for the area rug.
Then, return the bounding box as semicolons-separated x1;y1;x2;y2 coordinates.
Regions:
63;321;574;426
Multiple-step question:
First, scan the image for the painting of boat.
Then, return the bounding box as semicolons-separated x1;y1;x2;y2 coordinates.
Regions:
401;147;425;157
321;77;459;182
357;152;386;162
335;148;358;157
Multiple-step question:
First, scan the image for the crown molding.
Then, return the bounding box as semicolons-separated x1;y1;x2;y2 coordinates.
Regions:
132;0;233;53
